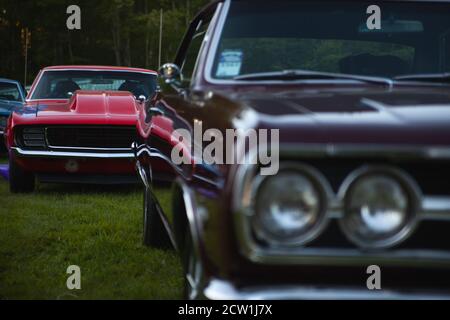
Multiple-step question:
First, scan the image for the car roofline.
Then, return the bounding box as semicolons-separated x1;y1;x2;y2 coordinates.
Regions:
41;65;158;75
0;78;22;84
27;66;158;100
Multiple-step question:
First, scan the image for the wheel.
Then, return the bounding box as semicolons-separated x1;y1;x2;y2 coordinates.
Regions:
182;229;204;300
142;188;172;249
9;155;35;193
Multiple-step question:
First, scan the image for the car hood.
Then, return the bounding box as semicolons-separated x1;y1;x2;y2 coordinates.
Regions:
225;86;450;146
25;91;139;119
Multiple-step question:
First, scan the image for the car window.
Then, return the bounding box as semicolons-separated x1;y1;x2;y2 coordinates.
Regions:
216;38;415;77
211;1;450;79
181;20;212;83
176;4;221;83
31;71;157;100
0;82;22;101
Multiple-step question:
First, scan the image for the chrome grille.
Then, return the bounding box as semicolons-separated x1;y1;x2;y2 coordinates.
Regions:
45;126;136;150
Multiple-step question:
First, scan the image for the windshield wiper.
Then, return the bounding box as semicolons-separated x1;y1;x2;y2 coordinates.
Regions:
233;69;394;87
394;73;450;83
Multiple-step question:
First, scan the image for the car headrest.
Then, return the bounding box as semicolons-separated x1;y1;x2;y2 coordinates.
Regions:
118;81;138;93
51;80;80;98
119;81;149;99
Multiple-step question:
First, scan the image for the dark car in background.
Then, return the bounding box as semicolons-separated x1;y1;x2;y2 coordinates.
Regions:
134;0;450;299
0;78;26;149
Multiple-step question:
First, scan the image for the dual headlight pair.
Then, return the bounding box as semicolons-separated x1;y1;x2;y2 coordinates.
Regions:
249;164;420;250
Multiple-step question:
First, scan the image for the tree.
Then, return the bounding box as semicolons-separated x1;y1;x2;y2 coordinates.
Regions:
0;0;210;83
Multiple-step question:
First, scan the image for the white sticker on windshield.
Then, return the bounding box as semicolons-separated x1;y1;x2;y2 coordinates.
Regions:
216;50;243;77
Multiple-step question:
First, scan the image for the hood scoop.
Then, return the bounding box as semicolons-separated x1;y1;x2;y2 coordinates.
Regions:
35;91;138;117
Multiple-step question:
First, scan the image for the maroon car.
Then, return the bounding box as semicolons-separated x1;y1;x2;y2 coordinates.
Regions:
135;0;450;299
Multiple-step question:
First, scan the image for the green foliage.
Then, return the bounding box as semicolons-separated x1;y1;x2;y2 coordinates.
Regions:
0;0;210;85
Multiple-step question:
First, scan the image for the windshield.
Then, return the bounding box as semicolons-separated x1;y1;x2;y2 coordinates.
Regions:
0;82;22;101
211;1;450;80
31;70;157;100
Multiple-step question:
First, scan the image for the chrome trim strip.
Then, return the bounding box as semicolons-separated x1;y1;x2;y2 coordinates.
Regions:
203;0;230;85
135;144;186;176
203;279;450;300
135;161;149;188
47;145;132;152
422;196;450;220
39;68;157;74
279;143;450;160
11;147;134;159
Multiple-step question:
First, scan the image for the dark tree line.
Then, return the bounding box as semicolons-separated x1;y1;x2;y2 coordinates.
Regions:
0;0;209;85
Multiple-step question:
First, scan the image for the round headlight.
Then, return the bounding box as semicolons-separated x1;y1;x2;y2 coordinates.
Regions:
252;169;328;246
340;170;419;249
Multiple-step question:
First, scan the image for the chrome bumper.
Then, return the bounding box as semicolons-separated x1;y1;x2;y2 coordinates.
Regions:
11;147;134;159
202;279;450;300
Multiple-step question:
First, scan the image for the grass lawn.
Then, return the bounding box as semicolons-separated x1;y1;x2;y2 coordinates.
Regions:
0;156;183;299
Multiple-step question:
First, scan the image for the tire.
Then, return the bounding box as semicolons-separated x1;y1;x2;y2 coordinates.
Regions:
9;155;35;193
142;188;172;249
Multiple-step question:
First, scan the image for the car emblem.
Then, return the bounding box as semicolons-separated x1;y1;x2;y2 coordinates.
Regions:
65;159;79;173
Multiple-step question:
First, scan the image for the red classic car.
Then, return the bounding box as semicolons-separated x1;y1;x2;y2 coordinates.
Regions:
5;65;158;193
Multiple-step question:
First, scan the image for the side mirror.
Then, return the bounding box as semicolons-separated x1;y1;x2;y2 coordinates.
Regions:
159;63;182;85
137;95;147;103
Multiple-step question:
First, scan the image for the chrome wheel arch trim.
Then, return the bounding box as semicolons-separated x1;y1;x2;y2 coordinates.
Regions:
175;177;208;300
